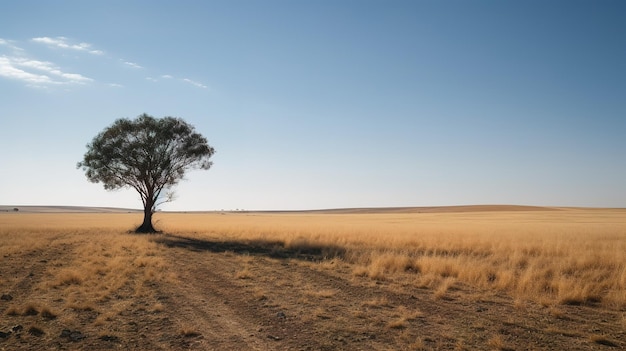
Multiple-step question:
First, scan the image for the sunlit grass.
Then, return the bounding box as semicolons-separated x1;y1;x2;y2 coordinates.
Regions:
0;214;170;329
1;208;625;309
153;209;626;309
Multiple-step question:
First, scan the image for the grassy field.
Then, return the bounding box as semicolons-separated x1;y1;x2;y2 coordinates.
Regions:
1;207;625;350
157;208;626;309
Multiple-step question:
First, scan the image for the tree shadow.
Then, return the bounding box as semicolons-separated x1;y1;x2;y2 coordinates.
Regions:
154;234;345;262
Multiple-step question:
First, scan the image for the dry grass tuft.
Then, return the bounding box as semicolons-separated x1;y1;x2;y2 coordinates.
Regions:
387;316;408;329
180;327;202;338
235;268;252;279
362;296;391;308
5;303;54;318
52;268;84;286
513;298;526;310
410;338;427;350
487;334;513;350
253;288;268;301
94;312;114;327
397;306;423;321
434;277;456;299
386;305;422;330
308;289;338;299
312;307;331;320
5;303;39;317
151;302;166;313
548;306;565;319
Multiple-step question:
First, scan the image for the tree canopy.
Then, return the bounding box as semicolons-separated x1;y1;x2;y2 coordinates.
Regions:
77;114;215;232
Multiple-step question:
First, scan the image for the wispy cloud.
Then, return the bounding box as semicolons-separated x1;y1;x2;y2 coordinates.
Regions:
0;56;92;86
13;58;92;83
2;36;210;91
123;61;142;69
0;56;54;85
146;75;208;89
0;36;97;88
182;78;207;89
32;36;104;55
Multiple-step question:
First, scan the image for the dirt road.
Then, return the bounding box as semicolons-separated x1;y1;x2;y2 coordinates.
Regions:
1;232;624;350
151;235;625;350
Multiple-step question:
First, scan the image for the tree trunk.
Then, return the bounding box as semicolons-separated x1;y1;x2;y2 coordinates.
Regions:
136;201;157;233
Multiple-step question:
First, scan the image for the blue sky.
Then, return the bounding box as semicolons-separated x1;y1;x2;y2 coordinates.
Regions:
1;0;624;211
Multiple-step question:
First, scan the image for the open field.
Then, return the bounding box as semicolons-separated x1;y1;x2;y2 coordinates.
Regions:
1;207;625;350
0;206;141;213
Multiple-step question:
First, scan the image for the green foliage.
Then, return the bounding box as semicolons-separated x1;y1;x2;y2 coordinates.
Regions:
77;114;215;231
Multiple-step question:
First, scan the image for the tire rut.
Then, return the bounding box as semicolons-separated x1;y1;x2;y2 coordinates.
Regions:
161;248;276;350
156;235;626;350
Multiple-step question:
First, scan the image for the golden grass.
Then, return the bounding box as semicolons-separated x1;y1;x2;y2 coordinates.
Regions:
386;316;408;329
154;209;626;309
308;289;338;299
1;208;625;310
253;288;268;301
0;213;170;329
362;296;391;308
434;277;456;299
235;267;253;279
179;326;202;337
487;334;509;350
387;305;423;329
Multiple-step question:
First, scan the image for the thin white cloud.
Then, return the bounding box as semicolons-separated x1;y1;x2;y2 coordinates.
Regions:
32;36;104;55
13;57;92;83
123;61;142;69
0;55;92;86
0;56;54;85
182;78;207;89
146;76;208;89
2;37;211;90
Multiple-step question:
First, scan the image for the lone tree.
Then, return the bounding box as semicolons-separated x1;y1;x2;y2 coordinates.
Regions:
77;114;215;233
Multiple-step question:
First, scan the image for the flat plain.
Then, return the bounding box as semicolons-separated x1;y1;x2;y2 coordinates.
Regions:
1;206;625;350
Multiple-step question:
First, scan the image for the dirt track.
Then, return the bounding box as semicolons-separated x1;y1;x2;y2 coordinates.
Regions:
1;231;625;350
149;235;625;350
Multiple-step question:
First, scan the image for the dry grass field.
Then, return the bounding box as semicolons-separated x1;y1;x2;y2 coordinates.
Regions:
1;206;625;350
